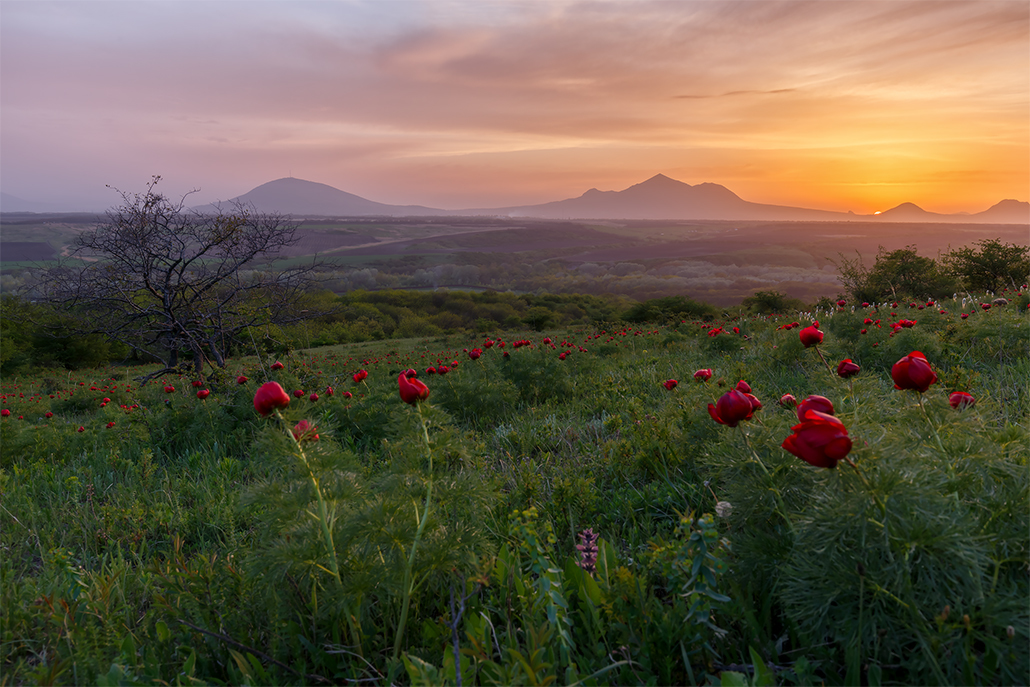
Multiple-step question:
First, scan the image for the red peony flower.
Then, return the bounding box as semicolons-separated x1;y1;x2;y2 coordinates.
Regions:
948;391;976;409
398;370;430;405
254;381;291;416
0;409;8;417
326;386;334;396
192;380;202;388
236;375;248;384
292;389;305;398
271;361;285;370
196;389;210;399
837;359;861;379
353;370;368;383
693;369;713;382
799;325;823;348
707;390;754;428
309;392;319;402
45;411;53;418
164;385;175;393
342;391;353;399
77;426;85;432
779;393;797;408
797;395;835;420
663;379;678;390
735;380;752;394
291;420;319;442
106;421;116;429
782;409;853;469
892;351;938;393
837;299;846;307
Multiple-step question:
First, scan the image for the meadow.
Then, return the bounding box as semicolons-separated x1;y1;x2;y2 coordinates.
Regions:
1;293;1027;685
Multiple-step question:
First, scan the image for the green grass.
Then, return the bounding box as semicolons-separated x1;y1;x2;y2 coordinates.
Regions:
1;296;1027;685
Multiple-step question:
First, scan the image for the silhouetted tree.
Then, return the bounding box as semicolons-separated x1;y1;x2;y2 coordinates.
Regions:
34;177;323;381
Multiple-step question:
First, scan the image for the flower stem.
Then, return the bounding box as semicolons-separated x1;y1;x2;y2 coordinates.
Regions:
813;345;834;376
276;410;340;585
392;401;434;665
844;457;887;517
739;426;795;534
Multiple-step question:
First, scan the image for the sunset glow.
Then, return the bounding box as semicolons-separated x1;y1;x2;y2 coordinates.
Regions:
1;1;1027;213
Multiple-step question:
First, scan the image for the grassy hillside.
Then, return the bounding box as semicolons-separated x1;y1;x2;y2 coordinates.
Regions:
1;294;1027;685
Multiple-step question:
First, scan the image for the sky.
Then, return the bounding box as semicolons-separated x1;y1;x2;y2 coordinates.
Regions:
1;0;1027;214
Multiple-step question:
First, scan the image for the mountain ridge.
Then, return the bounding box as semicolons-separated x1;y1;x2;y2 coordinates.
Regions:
146;175;1030;224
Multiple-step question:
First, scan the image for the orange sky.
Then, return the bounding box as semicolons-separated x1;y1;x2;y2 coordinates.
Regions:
2;1;1027;213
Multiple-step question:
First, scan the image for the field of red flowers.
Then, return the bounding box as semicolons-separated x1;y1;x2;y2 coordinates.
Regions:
2;293;1027;685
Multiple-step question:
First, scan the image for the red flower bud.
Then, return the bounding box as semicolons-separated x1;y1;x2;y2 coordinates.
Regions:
892;351;937;393
196;389;210;399
398;370;430;405
797;395;835;420
779;393;797;408
236;375;248;384
708;390;754;427
254;381;290;416
291;420;319;442
271;361;285;370
836;359;861;379
799;325;823;348
948;391;976;409
693;369;713;382
663;379;678;390
782;409;852;469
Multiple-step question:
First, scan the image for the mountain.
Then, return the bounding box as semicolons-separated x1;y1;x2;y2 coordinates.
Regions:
186;174;1028;223
463;174;851;221
969;199;1030;224
1;192;64;213
191;177;450;217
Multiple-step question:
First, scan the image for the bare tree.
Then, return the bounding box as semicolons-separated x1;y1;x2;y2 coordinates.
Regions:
35;176;321;381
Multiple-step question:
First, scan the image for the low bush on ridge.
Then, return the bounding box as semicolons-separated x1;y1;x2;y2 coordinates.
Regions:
0;292;1027;685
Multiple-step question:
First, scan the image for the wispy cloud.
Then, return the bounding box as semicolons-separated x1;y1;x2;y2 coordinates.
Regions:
1;0;1026;212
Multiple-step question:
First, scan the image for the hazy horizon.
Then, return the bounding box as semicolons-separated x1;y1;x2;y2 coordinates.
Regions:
2;1;1027;214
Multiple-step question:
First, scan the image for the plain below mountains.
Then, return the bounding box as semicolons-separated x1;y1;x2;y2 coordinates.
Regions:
197;174;1028;223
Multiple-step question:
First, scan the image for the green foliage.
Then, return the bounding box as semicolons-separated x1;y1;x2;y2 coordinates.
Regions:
834;245;959;303
1;292;1027;685
943;238;1029;293
623;295;716;322
741;289;806;314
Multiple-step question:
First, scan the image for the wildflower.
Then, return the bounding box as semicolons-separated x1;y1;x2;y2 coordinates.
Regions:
948;391;976;409
708;390;754;427
353;370;368;383
192;380;202;388
106;421;116;429
164;385;175;393
837;359;861;379
254;381;290;416
576;528;600;575
782;409;852;469
398;369;430;405
236;375;248;384
693;368;713;382
735;380;752;393
799;324;823;348
663;379;678;390
797;394;835;419
291;420;319;442
0;409;8;417
271;361;285;370
196;389;210;399
293;389;305;398
308;392;319;402
892;351;937;393
779;393;797;408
